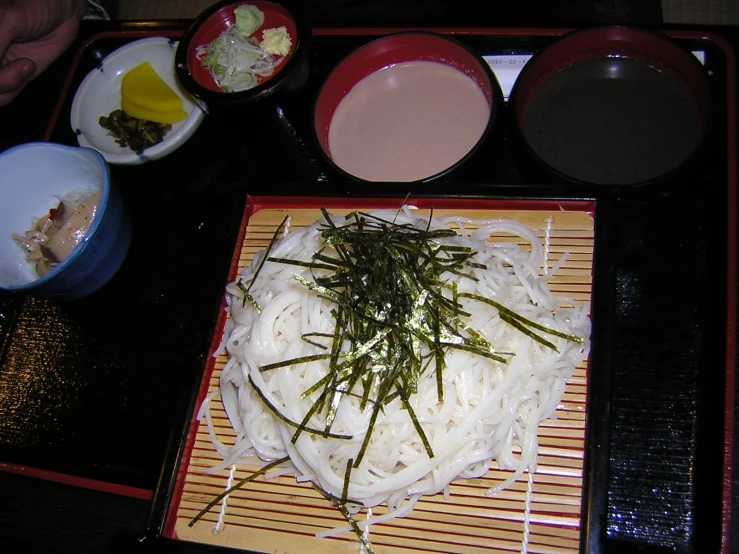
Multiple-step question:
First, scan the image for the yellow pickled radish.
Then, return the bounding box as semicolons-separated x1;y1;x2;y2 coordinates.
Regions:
121;62;183;112
121;96;187;124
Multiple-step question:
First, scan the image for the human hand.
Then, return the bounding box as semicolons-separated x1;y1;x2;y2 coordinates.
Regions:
0;0;87;107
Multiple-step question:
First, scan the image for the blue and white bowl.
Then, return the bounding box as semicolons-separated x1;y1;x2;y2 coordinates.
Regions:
0;143;131;300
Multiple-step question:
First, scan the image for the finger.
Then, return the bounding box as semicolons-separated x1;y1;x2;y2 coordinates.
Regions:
9;17;80;80
0;58;36;92
0;58;35;106
0;8;20;62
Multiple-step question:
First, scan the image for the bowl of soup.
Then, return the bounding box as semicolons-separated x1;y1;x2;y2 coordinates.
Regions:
314;32;503;182
0;143;132;301
508;26;712;186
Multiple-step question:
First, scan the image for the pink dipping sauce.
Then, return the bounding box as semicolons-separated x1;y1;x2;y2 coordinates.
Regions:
327;61;491;182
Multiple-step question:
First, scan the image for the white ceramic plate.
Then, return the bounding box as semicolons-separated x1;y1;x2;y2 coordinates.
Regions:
70;37;205;165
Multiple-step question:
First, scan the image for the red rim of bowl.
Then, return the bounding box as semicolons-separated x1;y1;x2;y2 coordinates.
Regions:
508;25;713;186
175;0;308;106
313;32;503;183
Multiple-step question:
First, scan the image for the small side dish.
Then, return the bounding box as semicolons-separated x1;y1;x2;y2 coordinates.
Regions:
99;110;172;153
99;61;187;154
71;37;205;165
12;189;100;278
196;4;293;92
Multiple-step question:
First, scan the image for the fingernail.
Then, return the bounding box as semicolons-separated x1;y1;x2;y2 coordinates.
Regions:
21;63;35;80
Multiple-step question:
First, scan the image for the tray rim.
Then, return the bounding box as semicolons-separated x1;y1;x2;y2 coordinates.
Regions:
133;25;735;554
1;22;732;554
716;27;738;554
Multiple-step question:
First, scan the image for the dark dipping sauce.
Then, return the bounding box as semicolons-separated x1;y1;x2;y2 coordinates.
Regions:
520;57;704;185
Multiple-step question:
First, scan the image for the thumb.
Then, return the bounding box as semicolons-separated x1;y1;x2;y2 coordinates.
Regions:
0;58;36;106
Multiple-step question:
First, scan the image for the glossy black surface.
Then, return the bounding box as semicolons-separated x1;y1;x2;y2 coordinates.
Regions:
0;471;147;553
0;16;734;554
0;176;245;487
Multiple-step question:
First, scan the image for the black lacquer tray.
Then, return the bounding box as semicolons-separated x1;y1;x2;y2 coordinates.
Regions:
0;24;735;554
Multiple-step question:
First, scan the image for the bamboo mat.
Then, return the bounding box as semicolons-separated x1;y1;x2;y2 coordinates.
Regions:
171;206;594;554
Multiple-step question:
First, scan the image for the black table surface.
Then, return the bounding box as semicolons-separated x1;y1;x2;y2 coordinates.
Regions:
0;8;737;554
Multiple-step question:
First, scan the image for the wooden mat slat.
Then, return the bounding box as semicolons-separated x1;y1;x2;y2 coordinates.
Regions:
173;207;594;554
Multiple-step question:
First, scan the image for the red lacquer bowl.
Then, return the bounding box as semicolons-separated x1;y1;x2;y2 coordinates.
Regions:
508;26;713;186
313;32;504;183
175;0;309;109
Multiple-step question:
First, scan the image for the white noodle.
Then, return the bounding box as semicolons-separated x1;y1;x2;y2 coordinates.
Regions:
208;210;590;541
